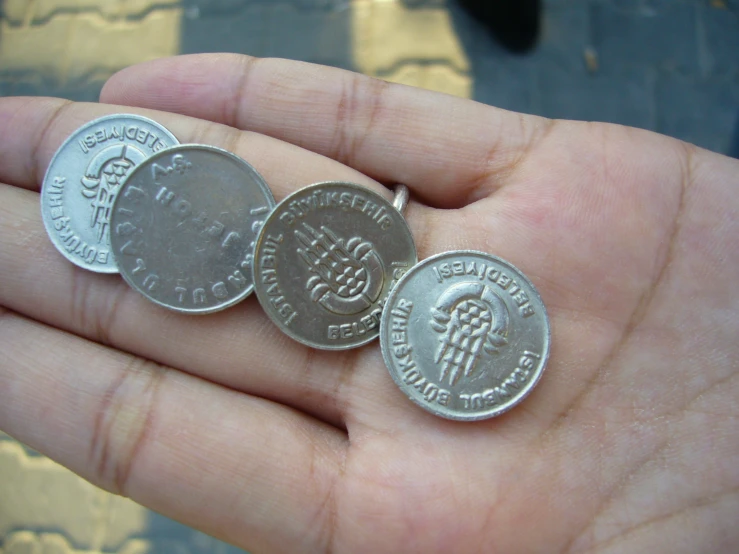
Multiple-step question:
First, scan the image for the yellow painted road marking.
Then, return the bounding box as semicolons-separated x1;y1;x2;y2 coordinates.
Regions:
351;0;472;98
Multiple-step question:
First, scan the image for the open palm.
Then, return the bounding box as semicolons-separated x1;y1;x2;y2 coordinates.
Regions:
1;55;737;554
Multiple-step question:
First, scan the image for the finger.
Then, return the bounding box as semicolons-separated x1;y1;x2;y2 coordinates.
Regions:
100;54;552;207
0;308;346;553
0;96;382;201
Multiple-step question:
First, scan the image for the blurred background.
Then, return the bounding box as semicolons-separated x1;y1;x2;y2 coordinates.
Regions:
1;0;738;553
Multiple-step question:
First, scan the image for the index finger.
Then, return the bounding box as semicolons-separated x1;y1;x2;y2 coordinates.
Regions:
101;54;553;208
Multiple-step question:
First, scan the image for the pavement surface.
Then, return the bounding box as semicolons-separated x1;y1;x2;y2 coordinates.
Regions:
1;1;738;553
1;0;737;152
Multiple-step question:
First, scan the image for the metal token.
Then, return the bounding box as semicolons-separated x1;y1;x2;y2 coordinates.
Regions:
380;251;550;421
40;114;179;273
109;144;275;314
253;182;418;350
392;184;409;215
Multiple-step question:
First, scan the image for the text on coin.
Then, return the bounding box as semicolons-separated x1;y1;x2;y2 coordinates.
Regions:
279;189;393;230
390;298;451;406
459;351;541;410
259;234;298;325
432;261;536;317
327;308;382;340
78;124;169;154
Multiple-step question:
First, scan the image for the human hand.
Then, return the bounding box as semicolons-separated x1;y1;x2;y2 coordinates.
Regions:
1;54;737;553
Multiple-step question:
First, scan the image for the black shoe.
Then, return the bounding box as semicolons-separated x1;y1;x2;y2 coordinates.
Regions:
456;0;541;53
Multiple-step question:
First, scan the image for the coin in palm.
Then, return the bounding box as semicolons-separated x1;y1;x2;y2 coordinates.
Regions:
253;182;418;350
380;251;550;420
41;114;179;273
110;145;275;314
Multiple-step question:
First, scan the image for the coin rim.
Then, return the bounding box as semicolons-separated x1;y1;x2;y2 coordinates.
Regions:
252;181;418;350
40;113;180;274
380;250;551;421
110;143;275;314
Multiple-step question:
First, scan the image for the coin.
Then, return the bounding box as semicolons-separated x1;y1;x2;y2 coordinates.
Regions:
380;251;550;421
40;114;179;273
253;182;418;350
109;145;275;314
392;184;409;215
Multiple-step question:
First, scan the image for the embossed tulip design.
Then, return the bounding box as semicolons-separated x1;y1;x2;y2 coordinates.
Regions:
80;144;144;243
296;223;384;316
431;283;510;386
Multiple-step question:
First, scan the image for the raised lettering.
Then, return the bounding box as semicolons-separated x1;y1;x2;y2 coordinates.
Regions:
423;385;439;402
513;290;529;307
222;232;240;248
206;221;225;238
175;286;187;304
174;199;192;218
212;282;228;299
460;394;470;409
119;240;141;256
155;186;175;206
53;216;71;231
115;221;137;237
391;318;407;331
124;186;146;202
276;303;292;319
193;288;206;304
403;369;422;384
152;163;170;181
116;207;135;217
132;258;146;275
437;390;451;406
483;390;497;406
143;274;159;292
228;271;248;290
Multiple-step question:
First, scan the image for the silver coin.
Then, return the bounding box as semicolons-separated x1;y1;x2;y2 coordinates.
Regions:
109;145;275;314
392;184;409;215
380;251;550;421
253;182;418;350
40;114;179;273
